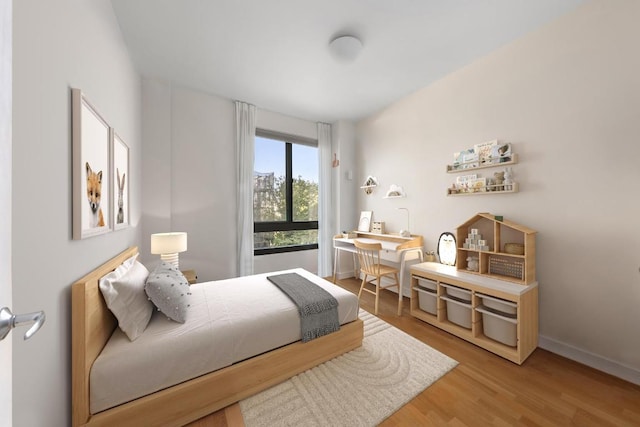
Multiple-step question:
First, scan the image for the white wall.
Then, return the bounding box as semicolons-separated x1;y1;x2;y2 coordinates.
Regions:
355;0;640;383
1;0;12;424
142;82;237;279
141;82;321;278
12;1;141;425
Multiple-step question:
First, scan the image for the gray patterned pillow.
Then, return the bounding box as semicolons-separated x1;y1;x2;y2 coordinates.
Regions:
144;262;191;323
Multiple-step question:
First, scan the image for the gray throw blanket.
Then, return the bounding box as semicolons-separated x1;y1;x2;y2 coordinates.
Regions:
267;273;340;343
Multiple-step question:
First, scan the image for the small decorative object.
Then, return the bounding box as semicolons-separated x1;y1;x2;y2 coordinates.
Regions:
486;177;495;191
397;207;410;237
371;221;385;234
332;153;339;168
466;256;479;272
494;215;504;221
385;184;406;198
425;251;437;262
503;167;513;191
358;211;372;232
489;257;524;280
437;232;457;266
361;176;378;194
493;171;505;191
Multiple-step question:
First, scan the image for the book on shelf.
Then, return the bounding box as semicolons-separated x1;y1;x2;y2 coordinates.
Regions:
490;142;512;164
452;148;478;170
474;139;498;166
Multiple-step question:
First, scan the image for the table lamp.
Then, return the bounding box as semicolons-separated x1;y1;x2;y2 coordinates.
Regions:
151;232;187;269
397;208;411;237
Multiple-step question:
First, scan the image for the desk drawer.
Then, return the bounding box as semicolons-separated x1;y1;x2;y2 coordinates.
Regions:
380;249;401;262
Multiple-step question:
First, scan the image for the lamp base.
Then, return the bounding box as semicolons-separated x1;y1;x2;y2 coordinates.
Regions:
160;253;180;269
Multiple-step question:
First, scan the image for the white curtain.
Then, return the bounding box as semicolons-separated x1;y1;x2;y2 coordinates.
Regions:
235;101;256;276
317;122;333;277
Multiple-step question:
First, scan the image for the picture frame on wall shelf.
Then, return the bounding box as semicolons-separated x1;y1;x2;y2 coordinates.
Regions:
112;131;130;231
72;88;111;239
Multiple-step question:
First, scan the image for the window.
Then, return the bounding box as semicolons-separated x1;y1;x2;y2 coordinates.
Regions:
253;130;318;255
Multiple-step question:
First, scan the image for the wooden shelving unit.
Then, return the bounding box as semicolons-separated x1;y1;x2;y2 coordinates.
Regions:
409;213;538;364
410;262;538;365
447;182;519;196
455;212;536;285
447;153;518;173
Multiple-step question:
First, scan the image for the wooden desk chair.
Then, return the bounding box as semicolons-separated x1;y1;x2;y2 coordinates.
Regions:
354;240;402;316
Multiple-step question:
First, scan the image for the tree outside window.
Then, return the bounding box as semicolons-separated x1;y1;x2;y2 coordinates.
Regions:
254;132;318;255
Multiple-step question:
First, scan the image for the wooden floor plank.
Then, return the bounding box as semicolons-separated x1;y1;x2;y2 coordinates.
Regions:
188;277;640;427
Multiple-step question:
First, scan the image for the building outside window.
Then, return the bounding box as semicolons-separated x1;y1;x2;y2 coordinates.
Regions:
253;130;318;255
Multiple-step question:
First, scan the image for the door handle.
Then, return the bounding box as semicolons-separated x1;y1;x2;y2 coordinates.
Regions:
0;307;46;341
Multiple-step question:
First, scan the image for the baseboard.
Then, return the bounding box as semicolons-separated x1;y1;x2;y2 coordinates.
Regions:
539;335;640;386
334;271;354;281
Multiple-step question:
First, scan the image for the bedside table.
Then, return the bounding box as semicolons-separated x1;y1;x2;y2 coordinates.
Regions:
181;269;197;285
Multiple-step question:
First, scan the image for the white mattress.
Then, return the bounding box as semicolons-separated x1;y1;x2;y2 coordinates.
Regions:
90;268;359;414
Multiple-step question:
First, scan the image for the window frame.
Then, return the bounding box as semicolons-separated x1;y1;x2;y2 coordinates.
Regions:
254;129;319;256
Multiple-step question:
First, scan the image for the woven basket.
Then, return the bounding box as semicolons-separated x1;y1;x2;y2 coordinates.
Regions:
504;243;525;255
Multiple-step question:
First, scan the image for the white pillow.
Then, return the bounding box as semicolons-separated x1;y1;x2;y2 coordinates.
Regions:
145;262;191;323
99;254;153;341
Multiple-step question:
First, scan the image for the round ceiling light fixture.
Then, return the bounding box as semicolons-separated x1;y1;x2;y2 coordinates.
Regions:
329;35;363;63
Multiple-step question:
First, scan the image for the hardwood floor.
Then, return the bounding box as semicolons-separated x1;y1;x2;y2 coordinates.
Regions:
188;278;640;427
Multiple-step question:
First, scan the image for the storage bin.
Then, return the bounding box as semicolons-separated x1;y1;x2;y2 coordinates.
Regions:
415;287;437;315
477;293;517;315
440;295;472;329
476;306;517;347
440;283;471;303
415;277;437;292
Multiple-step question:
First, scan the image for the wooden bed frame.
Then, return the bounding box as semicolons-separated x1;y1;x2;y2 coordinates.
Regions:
72;246;364;427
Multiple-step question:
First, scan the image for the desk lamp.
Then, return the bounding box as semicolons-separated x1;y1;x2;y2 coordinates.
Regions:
397;208;411;237
151;232;187;269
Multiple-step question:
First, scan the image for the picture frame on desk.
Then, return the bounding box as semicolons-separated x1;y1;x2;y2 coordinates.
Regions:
358;211;372;232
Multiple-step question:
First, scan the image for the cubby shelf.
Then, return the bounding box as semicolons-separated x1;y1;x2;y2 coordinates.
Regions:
456;212;536;285
410;262;538;364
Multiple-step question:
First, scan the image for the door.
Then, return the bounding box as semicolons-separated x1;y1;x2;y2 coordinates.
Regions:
1;0;12;424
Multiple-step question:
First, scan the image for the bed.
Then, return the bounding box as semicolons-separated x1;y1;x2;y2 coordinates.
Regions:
72;246;364;426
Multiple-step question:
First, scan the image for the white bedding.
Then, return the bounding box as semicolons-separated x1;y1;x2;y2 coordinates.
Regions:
90;268;359;414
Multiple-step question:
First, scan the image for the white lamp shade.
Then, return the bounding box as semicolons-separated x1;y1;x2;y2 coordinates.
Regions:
150;232;187;255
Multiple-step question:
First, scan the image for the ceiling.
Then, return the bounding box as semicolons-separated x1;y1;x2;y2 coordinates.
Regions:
111;0;584;123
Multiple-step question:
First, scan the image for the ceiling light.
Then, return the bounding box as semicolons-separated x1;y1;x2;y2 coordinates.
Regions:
329;35;363;63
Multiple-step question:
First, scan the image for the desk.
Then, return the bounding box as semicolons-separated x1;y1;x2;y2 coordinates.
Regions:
333;232;424;311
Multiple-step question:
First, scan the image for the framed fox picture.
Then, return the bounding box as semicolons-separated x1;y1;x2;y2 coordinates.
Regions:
111;132;129;231
72;88;112;239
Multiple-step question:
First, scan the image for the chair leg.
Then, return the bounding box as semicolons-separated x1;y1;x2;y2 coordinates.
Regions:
395;272;402;316
357;275;367;299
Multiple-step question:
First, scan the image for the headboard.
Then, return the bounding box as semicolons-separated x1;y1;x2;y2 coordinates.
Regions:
71;246;138;426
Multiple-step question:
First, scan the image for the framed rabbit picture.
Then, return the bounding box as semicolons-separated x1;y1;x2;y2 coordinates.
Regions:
111;131;129;230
